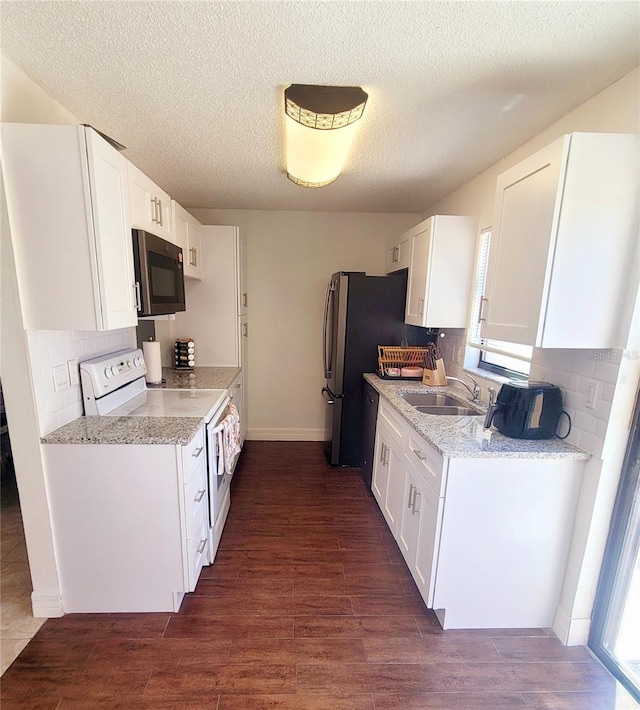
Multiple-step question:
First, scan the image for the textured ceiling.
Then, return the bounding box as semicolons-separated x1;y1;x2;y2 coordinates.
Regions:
1;1;638;213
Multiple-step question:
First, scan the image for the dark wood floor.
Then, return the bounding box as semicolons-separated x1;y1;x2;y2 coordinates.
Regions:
2;441;638;709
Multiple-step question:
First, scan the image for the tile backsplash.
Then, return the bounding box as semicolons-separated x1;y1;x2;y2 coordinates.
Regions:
26;328;137;436
440;329;621;459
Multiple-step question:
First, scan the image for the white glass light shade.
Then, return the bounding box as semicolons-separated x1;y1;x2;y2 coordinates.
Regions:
284;84;368;188
285;116;361;187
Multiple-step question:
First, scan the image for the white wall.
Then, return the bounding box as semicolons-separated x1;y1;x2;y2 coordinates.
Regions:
185;209;419;440
1;56;83;616
423;66;640;644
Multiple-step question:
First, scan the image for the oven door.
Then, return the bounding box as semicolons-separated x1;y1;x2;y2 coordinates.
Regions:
206;398;232;562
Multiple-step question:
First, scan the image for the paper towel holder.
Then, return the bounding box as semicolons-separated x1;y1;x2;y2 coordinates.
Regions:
142;338;164;385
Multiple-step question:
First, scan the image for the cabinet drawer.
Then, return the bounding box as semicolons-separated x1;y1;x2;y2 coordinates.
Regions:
378;399;405;444
186;504;208;591
185;458;207;530
182;426;206;478
406;429;445;496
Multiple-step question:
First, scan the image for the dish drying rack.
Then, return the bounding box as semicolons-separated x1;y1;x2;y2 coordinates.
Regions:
377;346;429;379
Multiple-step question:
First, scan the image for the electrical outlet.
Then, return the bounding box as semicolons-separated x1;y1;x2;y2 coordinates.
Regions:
52;363;70;392
67;358;79;386
585;381;598;409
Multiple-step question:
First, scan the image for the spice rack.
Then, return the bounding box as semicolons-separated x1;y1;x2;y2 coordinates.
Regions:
174;338;195;370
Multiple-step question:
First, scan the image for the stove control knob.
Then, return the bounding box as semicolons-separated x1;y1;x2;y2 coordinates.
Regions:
111;366;119;377
104;367;113;379
126;360;132;369
134;357;142;367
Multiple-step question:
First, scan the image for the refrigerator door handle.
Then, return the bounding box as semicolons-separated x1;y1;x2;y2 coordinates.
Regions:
323;281;335;379
322;387;341;404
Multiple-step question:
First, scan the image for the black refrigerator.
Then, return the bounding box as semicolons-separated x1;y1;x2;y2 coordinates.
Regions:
322;270;408;467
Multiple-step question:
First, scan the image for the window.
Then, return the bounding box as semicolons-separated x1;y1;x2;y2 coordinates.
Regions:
468;228;532;378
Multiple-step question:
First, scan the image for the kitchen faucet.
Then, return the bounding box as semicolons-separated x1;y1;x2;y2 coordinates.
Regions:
446;373;481;402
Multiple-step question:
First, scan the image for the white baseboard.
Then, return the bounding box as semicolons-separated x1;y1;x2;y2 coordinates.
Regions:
552;604;591;646
247;428;324;441
31;591;63;618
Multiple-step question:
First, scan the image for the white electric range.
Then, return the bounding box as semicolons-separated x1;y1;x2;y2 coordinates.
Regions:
79;348;235;564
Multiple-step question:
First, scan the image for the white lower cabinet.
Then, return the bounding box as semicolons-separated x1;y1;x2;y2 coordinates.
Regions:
398;459;443;606
43;424;209;613
371;420;404;536
370;396;584;629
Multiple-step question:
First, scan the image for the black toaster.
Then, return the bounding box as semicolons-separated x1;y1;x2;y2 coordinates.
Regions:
486;381;563;440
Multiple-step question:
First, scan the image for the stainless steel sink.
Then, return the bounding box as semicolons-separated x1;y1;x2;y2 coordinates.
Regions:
400;393;462;407
415;405;481;416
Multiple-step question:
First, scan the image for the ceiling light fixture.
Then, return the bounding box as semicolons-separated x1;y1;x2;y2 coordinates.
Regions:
284;84;368;188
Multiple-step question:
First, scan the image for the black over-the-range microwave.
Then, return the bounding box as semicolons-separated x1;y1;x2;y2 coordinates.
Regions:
132;229;186;317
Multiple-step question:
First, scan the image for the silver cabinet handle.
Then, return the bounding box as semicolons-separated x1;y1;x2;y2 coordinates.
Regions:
407;483;414;509
242;292;248;308
411;447;427;462
192;247;197;267
242;322;248;337
418;297;424;316
192;446;204;458
478;296;488;323
196;538;207;554
157;198;163;226
379;442;386;463
195;490;205;503
134;282;141;311
411;488;421;515
383;443;390;466
151;197;158;224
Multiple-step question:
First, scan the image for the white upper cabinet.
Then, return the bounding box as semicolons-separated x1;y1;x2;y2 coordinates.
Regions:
127;161;173;241
481;132;639;348
1;124;137;331
385;236;411;273
171;201;203;280
404;215;478;328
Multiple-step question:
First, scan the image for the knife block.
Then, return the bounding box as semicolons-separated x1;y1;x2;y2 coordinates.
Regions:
422;358;447;386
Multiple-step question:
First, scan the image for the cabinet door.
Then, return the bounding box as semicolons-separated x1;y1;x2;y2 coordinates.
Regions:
413;481;442;606
371;419;404;535
481;137;567;345
127;162;173;241
371;426;390;511
85;129;137;330
386;237;410;273
405;221;431;326
171;201;189;256
187;217;203;280
237;235;248;315
398;462;422;566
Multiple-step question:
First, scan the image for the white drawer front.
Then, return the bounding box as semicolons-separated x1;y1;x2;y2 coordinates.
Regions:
406;429;446;496
182;426;206;482
378;398;405;444
186;504;208;591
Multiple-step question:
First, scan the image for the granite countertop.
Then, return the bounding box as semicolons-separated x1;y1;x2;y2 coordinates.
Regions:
156;366;240;390
364;373;590;460
41;366;241;446
41;415;203;446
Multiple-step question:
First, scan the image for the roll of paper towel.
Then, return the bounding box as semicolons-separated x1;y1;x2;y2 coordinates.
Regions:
143;340;162;384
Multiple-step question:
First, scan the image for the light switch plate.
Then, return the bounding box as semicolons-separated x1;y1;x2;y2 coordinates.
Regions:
585;381;598;409
52;363;70;392
67;358;79;386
